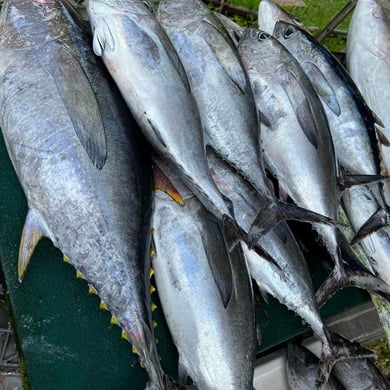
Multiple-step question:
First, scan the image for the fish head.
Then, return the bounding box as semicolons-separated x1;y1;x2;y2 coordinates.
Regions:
273;20;311;54
0;0;68;48
258;0;309;34
239;27;283;68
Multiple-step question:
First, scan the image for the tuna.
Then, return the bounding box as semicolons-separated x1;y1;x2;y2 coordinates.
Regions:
86;0;234;227
0;0;170;388
151;160;256;390
238;28;390;311
346;0;390;204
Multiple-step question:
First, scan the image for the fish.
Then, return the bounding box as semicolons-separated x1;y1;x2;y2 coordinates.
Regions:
157;0;339;245
86;0;234;228
151;160;256;390
207;147;363;390
258;0;311;35
342;184;390;286
0;1;171;388
339;205;390;345
331;335;390;389
286;340;377;390
286;342;345;390
238;28;390;312
213;11;244;46
273;20;389;241
346;0;390;203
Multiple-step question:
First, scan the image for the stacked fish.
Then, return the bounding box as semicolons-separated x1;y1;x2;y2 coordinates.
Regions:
0;0;390;388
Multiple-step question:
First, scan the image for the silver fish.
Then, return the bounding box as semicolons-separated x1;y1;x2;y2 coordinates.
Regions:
213;11;244;46
238;28;390;308
258;0;311;35
156;0;270;198
151;161;256;390
238;29;342;278
207;147;345;388
332;337;390;389
274;20;382;180
286;340;377;390
86;0;233;225
157;0;337;245
346;0;390;203
0;1;169;388
286;343;345;390
273;20;390;284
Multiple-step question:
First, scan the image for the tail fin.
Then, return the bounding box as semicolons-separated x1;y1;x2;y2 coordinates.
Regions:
316;230;390;307
351;207;390;244
316;332;376;388
247;199;342;247
316;261;390;308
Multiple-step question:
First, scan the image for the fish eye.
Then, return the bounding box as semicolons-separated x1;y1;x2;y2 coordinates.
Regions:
141;0;155;13
284;26;295;38
258;31;270;41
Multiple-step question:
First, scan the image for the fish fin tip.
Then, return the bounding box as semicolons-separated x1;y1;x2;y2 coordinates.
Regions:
153;164;184;205
18;209;46;281
351;207;389;244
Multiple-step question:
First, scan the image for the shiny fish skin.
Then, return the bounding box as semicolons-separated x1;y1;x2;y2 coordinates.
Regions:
258;0;311;35
207;148;336;374
342;185;390;285
0;1;168;389
238;29;343;280
86;0;233;224
286;343;345;390
151;166;256;390
347;0;390;202
274;20;382;180
156;0;272;200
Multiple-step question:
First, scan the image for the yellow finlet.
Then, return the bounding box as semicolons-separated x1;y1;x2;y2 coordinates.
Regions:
63;255;70;263
151;303;157;312
99;301;108;311
149;285;156;294
76;270;83;279
149;267;154;278
110;316;119;326
149;248;156;258
151;228;155;235
88;285;97;295
131;345;138;354
152;320;158;328
121;330;129;341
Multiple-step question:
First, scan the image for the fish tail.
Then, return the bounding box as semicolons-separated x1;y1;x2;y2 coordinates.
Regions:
247;199;342;248
316;256;390;308
351;206;390;244
315;332;376;389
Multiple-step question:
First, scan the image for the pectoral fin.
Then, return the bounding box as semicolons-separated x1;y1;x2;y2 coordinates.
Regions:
202;17;248;95
92;17;115;56
304;61;341;116
18;208;47;281
202;217;234;308
282;70;319;148
48;42;107;169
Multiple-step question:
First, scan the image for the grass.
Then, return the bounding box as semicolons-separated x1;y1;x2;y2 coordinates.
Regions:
365;338;390;382
218;0;353;51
